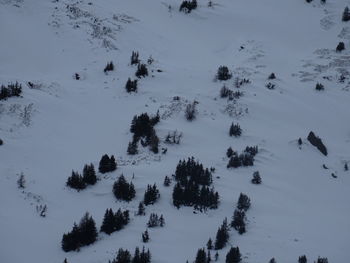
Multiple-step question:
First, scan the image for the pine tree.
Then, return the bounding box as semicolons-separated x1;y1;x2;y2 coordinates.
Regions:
125;78;138;93
78;212;98;246
298;138;303;146
231;209;246;234
163;176;171;186
269;258;276;263
113;248;132;263
195;248;208;263
207;238;213;250
298;255;307;263
144;184;160;205
135;64;148;78
229;123;242;137
216;66;232;81
137;202;146;216
101;208;116;235
237;193;251;211
159;215;165;227
17;172;26;189
215;252;219;261
66;171;85;190
268;73;276;80
127;140;138;155
225;247;241;263
104;61;114;73
336;42;345;52
226;147;234;158
251;171;262;184
83;163;97;185
99;154;117;173
113;175;136;201
315;257;328;263
342;6;350;22
214;218;229;250
142;230;149;243
185;101;196;121
131;51;140;65
345;163;349;171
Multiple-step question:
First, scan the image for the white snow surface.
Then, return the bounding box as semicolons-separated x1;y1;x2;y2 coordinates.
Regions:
1;0;350;262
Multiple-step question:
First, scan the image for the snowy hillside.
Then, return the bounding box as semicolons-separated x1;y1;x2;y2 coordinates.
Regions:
1;0;350;262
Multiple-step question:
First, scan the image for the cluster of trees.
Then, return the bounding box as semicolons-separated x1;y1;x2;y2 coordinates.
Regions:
101;208;130;235
172;157;219;210
216;66;232;81
128;112;160;154
0;82;22;100
110;247;151;263
231;193;251;234
227;146;259;168
179;0;197;13
125;78;138;93
229;123;242;137
131;51;140;65
113;175;136;201
135;64;148;78
66;163;97;190
307;131;327;156
165;130;182;144
143;184;160;205
234;77;250;88
99;154;117;173
62;213;98;252
104;61;114;73
220;85;243;100
147;213;165;227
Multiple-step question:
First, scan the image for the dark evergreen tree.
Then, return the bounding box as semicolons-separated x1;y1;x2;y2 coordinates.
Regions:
269;258;276;263
216;66;232;81
195;248;207;263
231;209;246;234
131;51;140;65
142;230;149;243
133;247;141;263
229;123;242;137
307;131;327;156
251;171;262;184
225;247;241;263
227;156;241;168
127;139;139;155
163;176;171;186
179;0;197;13
135;64;148;78
226;147;235;158
315;257;328;263
315;83;324;91
113;248;132;263
336;42;345;52
99;154;117;173
148;130;159;154
62;212;98;252
237;193;251;211
172;182;183;208
207;238;213;250
0;139;3;145
214;218;229;250
101;208;116;235
125;78;138;93
66;171;85;190
17;173;26;189
147;213;164;227
345;163;349;171
139;247;151;263
268;73;276;80
185;102;196;121
215;252;219;261
114;209;130;231
298;255;307;263
143;184;160;205
298;138;303;146
0;82;22;100
342;6;350;22
113;175;136;201
137;202;146;216
104;61;114;73
82;163;97;185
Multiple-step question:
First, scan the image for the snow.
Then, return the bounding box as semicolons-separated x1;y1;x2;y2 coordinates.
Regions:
0;0;350;262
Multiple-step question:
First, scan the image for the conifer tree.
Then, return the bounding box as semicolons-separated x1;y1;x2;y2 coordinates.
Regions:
298;255;307;263
113;175;136;201
137;202;146;216
231;209;246;234
131;51;140;65
83;163;97;185
142;230;149;243
100;208;116;235
207;238;213;250
195;248;207;263
229;123;242;137
237;193;251;211
143;184;160;205
251;171;262;184
214;218;229;250
342;6;350;22
226;247;241;263
127;140;138;155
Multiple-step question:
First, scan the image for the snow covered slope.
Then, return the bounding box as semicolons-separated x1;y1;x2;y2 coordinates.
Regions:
0;0;349;262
